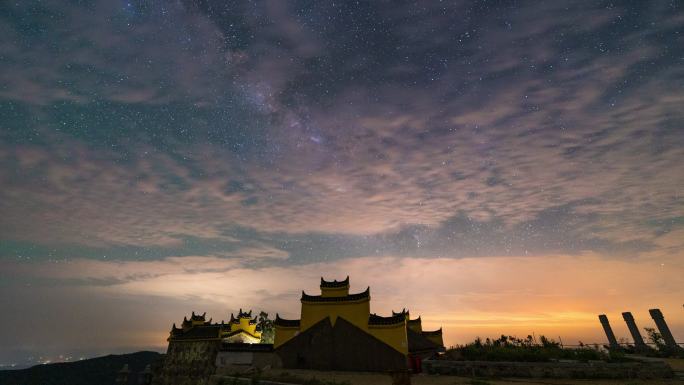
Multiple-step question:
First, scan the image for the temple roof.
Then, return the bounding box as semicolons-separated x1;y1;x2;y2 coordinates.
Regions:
407;328;443;353
368;313;406;326
320;276;350;288
170;324;222;341
181;312;212;329
190;311;206;321
408;316;422;324
274;314;301;328
230;309;257;324
421;328;442;336
301;286;370;302
392;309;408;317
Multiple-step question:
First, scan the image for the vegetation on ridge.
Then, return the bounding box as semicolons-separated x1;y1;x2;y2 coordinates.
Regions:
443;335;619;362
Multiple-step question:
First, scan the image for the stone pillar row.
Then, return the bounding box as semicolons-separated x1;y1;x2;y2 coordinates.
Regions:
598;308;681;351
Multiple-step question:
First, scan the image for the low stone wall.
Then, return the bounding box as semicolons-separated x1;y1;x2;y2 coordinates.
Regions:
209;376;296;385
152;340;221;385
215;351;282;373
423;359;674;379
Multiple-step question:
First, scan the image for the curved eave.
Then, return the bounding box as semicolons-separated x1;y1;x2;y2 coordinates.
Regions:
274;314;301;328
169;333;222;342
225;329;261;340
274;324;300;329
301;286;370;303
368;313;407;326
421;328;443;336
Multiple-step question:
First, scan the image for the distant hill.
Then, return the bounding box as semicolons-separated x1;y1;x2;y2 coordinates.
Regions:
0;351;163;385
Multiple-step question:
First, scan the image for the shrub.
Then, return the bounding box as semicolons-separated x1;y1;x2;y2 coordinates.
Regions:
445;335;607;362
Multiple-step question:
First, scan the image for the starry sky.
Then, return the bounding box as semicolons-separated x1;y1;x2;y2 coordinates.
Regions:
1;0;683;365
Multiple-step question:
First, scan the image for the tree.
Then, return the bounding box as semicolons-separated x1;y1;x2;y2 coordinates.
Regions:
257;311;274;344
644;327;664;350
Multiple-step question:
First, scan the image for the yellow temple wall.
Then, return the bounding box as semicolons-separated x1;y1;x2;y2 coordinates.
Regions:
368;323;409;355
273;326;299;348
300;299;370;332
320;286;349;297
229;317;260;338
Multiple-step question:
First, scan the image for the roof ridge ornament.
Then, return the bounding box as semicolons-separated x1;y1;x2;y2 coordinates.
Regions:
320;276;350;287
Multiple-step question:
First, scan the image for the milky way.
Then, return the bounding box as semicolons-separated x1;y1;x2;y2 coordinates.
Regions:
0;1;682;364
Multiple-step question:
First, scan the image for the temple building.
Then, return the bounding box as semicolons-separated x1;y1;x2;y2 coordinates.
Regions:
273;277;444;371
165;310;263;344
156;312;224;385
152;277;445;381
225;309;262;344
154;310;270;385
168;312;222;341
395;309;445;350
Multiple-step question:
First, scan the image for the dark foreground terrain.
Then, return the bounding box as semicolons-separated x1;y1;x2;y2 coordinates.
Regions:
0;351;162;385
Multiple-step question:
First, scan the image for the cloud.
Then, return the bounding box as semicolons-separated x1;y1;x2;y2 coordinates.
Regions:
2;96;681;254
0;1;233;105
2;252;683;354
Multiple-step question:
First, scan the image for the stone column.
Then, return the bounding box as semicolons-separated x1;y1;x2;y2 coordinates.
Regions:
598;314;620;349
621;312;647;349
649;309;680;350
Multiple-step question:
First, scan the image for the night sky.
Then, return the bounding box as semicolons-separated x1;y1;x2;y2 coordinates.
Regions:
1;1;683;366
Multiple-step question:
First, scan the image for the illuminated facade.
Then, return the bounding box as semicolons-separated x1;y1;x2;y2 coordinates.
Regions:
225;309;262;344
167;310;262;344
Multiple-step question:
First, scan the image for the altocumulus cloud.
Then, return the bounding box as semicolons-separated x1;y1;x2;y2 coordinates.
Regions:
1;1;682;255
0;0;683;359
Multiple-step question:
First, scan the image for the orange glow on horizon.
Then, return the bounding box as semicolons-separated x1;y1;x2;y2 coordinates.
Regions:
6;252;680;350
